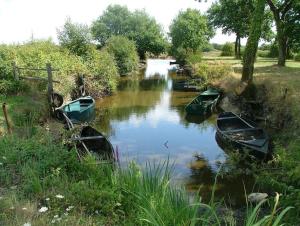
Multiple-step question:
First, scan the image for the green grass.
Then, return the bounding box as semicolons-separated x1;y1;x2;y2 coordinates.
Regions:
0;132;292;226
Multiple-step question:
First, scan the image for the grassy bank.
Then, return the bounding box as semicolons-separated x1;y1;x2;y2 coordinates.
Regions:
201;51;300;224
0;131;291;226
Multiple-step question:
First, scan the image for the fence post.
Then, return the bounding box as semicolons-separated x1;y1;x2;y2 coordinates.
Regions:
2;103;12;134
12;61;19;80
46;63;53;112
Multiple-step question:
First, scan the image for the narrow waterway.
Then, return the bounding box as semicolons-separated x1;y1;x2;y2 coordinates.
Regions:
95;59;253;206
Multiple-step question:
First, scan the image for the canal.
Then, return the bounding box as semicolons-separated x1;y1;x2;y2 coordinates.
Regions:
95;59;253;206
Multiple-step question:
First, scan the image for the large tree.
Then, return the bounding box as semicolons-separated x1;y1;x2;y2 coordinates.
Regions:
57;18;92;57
266;0;295;66
207;0;273;59
91;5;167;59
169;9;213;56
285;2;300;53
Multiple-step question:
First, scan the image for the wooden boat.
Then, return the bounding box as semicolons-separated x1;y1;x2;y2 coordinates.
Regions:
172;79;202;92
185;88;220;115
216;112;269;159
56;96;95;123
76;126;114;161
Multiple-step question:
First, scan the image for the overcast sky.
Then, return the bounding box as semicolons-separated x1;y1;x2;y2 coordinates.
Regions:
0;0;242;44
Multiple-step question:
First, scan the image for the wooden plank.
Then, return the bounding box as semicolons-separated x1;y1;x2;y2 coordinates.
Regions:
17;67;59;71
12;62;19;80
2;103;12;134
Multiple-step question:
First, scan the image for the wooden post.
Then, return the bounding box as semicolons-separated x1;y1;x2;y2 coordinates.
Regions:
46;63;53;113
2;103;12;134
12;62;19;80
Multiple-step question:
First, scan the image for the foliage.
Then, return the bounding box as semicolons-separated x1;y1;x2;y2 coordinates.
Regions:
294;53;300;62
91;5;167;59
57;18;92;57
105;36;139;76
0;41;119;97
0;80;29;96
221;42;234;56
193;61;233;83
285;2;300;53
212;43;224;51
268;42;279;58
169;8;213;62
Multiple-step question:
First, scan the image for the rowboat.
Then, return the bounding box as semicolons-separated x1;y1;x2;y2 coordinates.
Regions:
75;126;115;161
172;79;202;92
185;88;220;115
55;96;95;123
216;112;269;159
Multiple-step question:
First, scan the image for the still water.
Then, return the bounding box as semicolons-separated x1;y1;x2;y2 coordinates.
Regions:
95;59;253;206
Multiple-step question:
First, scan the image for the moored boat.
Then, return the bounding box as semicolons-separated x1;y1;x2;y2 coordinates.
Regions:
76;126;115;161
172;79;203;92
185;88;220;115
55;96;95;123
216;112;269;159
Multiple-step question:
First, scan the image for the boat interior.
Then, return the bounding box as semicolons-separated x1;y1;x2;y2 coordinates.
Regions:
64;98;94;112
218;117;251;131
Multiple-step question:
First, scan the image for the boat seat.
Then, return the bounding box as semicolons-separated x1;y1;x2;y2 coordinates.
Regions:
223;128;258;133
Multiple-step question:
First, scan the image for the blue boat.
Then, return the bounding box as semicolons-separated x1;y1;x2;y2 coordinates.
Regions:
55;96;95;123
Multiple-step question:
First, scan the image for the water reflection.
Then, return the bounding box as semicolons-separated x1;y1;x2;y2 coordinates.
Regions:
94;59;253;207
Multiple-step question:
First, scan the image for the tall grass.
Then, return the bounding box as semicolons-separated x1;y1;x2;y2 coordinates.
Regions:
0;133;292;225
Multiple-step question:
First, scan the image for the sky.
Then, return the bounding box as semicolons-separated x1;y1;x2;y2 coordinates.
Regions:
0;0;242;44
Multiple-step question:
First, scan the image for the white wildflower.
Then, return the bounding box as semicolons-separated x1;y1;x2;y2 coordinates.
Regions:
54;215;59;219
66;206;74;211
22;207;27;210
38;206;48;213
95;210;99;214
55;194;64;199
0;196;3;200
23;223;31;226
9;206;15;210
64;212;68;216
0;162;3;166
45;198;50;201
2;156;6;160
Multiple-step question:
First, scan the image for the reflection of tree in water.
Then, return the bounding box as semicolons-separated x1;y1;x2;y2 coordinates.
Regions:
186;154;255;207
94;76;167;136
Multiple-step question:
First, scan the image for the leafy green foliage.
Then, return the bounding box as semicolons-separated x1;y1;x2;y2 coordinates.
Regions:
268;42;279;58
0;80;29;96
221;42;234;56
105;36;139;76
169;9;213;57
91;5;167;59
294;53;300;62
57;18;92;57
0;41;119;97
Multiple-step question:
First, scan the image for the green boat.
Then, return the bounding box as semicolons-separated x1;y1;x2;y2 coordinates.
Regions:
55;96;95;123
185;88;220;115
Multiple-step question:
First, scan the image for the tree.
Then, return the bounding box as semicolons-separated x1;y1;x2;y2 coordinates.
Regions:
285;2;300;54
91;5;167;59
57;18;92;57
266;0;295;66
242;0;266;82
169;8;213;61
207;0;273;59
105;36;139;76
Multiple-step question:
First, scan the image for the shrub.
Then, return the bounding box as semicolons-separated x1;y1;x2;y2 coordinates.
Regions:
212;43;223;51
221;42;234;56
194;61;233;81
105;36;139;76
294;53;300;62
267;42;278;58
0;79;29;95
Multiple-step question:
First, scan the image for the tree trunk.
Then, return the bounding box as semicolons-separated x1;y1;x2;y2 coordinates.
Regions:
242;0;266;83
276;20;287;66
235;36;238;58
238;36;241;59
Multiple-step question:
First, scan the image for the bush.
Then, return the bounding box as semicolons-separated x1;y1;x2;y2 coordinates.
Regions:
194;61;233;81
0;79;29;95
212;43;223;51
268;42;278;58
105;36;139;76
221;42;234;56
294;53;300;62
0;40;119;98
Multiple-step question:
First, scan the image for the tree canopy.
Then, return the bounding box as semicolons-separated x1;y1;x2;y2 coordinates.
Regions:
57;18;92;57
91;5;167;59
170;9;213;53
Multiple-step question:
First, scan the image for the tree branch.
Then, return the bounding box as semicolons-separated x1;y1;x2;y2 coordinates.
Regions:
281;0;293;18
266;0;278;14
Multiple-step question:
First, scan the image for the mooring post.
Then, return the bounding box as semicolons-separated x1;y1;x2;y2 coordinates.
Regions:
12;61;19;80
46;63;54;113
2;103;12;134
